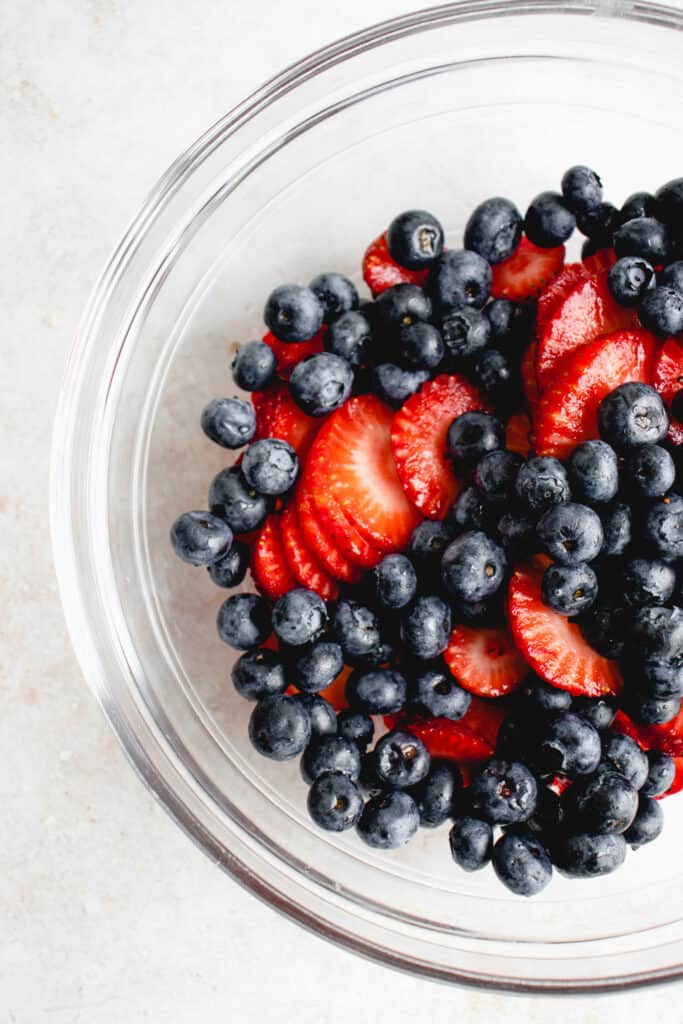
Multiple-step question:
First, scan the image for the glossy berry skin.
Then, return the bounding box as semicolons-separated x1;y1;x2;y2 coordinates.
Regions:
232;648;286;701
492;831;552;896
614;216;669;264
564;768;638;834
207;540;249;588
413;666;472;720
655;176;683;233
371;364;430;407
607;256;655;307
638;286;683;338
536;711;601;777
635;659;683;700
387;209;445;269
572;696;617;732
440;307;491;359
536;502;604;565
241;438;299;496
449;486;490;533
622;444;676;498
568;441;618;505
642;750;676;797
356;790;420;850
449;816;493;870
411;761;461;827
553;832;626;878
209;466;270;534
541;562;598;616
469;760;538;825
624;794;664;849
626;691;681;726
486;298;531;346
345;668;408;715
332;601;382;662
463;196;523;264
496;511;536;555
407;520;456;579
441;531;508;604
232;339;277;392
325;310;371;367
473;348;520;406
428;249;492;315
519;676;572;714
602;733;649;790
619;191;656;224
516;456;570;515
374;283;432;326
307;771;364;832
561;165;602;212
401;595;452;660
578;601;628;660
397;321;444;371
374;730;431;789
248;694;311;761
337;710;374;751
629;606;683;662
645;493;683;561
292;693;337;740
216;593;272;650
576;201;619;245
446;411;504;464
201;397;256;449
170;510;232;566
600;501;632;557
264;284;324;342
289;352;354;417
309;272;359;322
374;553;417;610
301;735;362;784
474;450;523;504
272;589;327;647
285;641;343;693
660;260;683;293
621;558;676;608
525;191;576;247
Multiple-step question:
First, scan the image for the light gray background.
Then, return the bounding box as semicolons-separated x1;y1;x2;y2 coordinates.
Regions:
3;1;682;1020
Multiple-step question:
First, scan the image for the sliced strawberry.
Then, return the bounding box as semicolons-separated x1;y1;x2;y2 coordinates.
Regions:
444;624;528;698
505;411;532;457
251;516;296;600
310;395;421;550
262;328;325;379
549;774;573;797
582;248;617;276
385;698;506;763
491;236;565;301
521;340;540;415
279;502;338;601
508;557;623;698
304;448;386;565
653;336;683;445
362;231;429;296
536;269;637;389
391;373;486;519
536;263;590;340
295;490;361;583
252;382;322;457
534;329;657;459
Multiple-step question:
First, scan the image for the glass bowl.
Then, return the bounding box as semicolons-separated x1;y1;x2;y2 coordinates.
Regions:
51;0;683;991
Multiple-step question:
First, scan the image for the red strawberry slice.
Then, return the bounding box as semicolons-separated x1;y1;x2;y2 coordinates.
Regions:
262;328;325;379
508;557;623;698
391;373;486;519
444;624;528;698
521;341;540;415
384;697;506;763
295;490;362;583
534;329;657;459
536;269;637;389
362;231;429;296
614;707;683;759
582;248;617;276
251;516;296;600
653;336;683;445
311;394;421;550
280;503;338;600
505;411;532;457
491;236;565;301
536;262;591;340
252;382;322;457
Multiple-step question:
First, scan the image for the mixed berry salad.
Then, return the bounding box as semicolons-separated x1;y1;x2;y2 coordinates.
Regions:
170;167;683;897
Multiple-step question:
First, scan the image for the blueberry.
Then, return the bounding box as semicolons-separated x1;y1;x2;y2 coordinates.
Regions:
561;165;603;213
486;298;532;350
572;696;617;732
496;714;543;762
519;786;564;838
631;658;683;700
641;750;676;797
289;352;353;417
408;761;461;828
607;256;655;307
619;191;657;224
285;641;343;693
536;711;601;777
248;694;311;760
373;553;417;610
446;411;504;464
231;339;276;392
201;397;256;450
614;216;670;264
337;710;374;751
536;502;603;565
440;307;491;359
624;794;664;849
449;486;490;532
412;665;471;720
541;562;598;616
356;790;420;849
397;321;444;370
645;492;683;560
449;816;493;870
496;510;537;555
472;348;521;407
209;466;269;534
387;209;445;269
553;832;626;878
302;735;362;783
345;668;407;715
601;733;649;790
519;676;572;714
407;520;456;580
621;557;676;608
232;648;286;701
492;831;552;896
567;440;619;505
525;191;576;247
325;310;371;367
428;249;492;315
578;600;627;659
623;444;676;499
576;201;619;245
638;286;683;338
207;540;249;588
660;260;683;293
374;283;432;326
600;500;632;557
401;595;451;660
216;593;271;650
307;771;364;832
264;284;324;342
516;456;570;515
452;594;505;629
464;196;523;264
170;510;233;566
469;759;537;825
309;272;359;322
441;531;507;604
564;768;638;834
272;589;327;647
241;438;299;496
625;691;681;725
474;450;523;504
655;177;683;234
630;606;683;662
332;600;382;662
372;364;430;407
373;729;431;789
291;692;337;740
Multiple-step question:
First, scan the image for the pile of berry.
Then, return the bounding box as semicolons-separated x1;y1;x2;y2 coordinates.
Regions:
170;167;683;896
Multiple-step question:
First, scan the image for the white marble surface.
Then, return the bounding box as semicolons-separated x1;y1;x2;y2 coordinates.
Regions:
3;1;683;1020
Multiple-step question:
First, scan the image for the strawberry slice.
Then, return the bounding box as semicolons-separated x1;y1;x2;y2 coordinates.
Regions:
391;373;486;519
508;558;623;698
262;328;325;379
505;410;532;457
251;516;296;600
384;697;506;763
252;382;322;457
279;502;338;601
536;269;637;389
362;231;429;296
491;236;565;301
582;248;617;276
536;262;591;340
653;336;683;445
521;340;540;415
295;490;362;583
311;394;421;550
611;711;683;798
444;624;528;698
534;328;657;459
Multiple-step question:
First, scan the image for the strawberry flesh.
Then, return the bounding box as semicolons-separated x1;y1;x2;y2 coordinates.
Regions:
295;490;362;583
384;695;507;764
252;382;322;457
505;410;532;457
653;336;683;445
280;502;338;600
262;328;325;379
491;236;565;301
444;624;528;698
251;516;297;600
362;231;429;296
